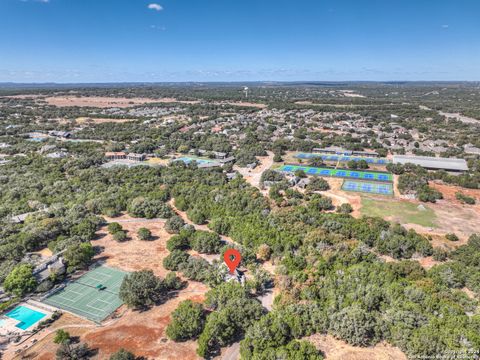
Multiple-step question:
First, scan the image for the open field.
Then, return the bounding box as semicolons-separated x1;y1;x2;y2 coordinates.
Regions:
43;96;200;108
360;197;437;227
92;214;173;278
305;334;407;360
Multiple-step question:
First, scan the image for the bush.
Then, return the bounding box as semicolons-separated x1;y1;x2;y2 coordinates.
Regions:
166;300;205;341
187;208;208;225
107;222;122;234
337;203;353;214
257;244;272;261
445;233;459;242
432;248;448;262
137;227;152;241
455;192;476;205
109;349;136;360
113;230;128;242
166;231;192;251
165;215;185;234
163;250;190;271
163;272;184;291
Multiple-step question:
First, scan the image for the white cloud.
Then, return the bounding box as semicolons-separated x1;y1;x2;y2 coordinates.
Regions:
148;3;163;11
442;24;449;29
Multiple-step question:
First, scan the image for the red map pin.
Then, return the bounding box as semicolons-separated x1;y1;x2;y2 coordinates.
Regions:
224;248;241;274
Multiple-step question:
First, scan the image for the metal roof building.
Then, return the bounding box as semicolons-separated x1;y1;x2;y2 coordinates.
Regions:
393;155;468;172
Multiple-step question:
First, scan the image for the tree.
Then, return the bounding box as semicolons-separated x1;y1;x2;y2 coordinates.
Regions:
107;222;122;235
119;270;165;309
54;329;71;345
294;170;307;178
163;250;190;271
357;159;369;169
308;157;325;168
137;227;152;241
191;231;222;254
273;153;283;162
307;177;330;191
163;272;184;291
165;215;185;234
166;300;206;341
3;264;37;296
109;349;136;360
56;343;90;360
329;305;380;346
347;160;358;169
63;242;95;272
128;197;173;219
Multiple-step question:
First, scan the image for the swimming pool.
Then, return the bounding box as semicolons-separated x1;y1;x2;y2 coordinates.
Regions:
6;306;47;330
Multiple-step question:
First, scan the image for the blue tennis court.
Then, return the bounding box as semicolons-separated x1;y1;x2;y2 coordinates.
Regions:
342;180;393;195
295;152;390;165
278;164;393;182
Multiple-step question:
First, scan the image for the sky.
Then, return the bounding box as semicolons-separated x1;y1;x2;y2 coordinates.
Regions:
0;0;479;82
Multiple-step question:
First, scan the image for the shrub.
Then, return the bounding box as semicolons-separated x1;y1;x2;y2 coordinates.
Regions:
107;222;122;234
137;227;152;241
113;230;128;242
165;215;185;234
446;233;459;242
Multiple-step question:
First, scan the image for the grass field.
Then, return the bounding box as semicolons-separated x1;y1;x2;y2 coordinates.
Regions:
361;197;437;227
278;164;393;182
42;266;128;323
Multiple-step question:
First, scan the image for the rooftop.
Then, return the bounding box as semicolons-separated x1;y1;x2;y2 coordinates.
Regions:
393;155;468;171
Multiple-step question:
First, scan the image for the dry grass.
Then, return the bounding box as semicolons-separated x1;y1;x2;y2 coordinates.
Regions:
43;96;200;108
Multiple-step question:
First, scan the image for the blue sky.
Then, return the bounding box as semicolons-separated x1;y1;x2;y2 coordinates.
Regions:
0;0;479;82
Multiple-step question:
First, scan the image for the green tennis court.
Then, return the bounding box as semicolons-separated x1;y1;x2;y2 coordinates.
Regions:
278;164;393;182
42;266;128;323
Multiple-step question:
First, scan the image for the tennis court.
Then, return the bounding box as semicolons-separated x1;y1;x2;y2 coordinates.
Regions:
42;266;128;323
295;152;390;165
342;180;393;195
278;164;393;182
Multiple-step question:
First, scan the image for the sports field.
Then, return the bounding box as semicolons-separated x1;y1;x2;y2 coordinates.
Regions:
342;180;393;195
278;164;393;182
295;152;390;164
42;266;128;323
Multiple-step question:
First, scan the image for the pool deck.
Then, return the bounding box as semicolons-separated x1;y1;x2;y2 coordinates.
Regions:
0;302;52;336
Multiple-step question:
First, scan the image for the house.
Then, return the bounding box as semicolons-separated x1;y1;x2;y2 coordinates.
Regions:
46;151;68;159
105;152;126;160
48;130;72;138
33;256;66;283
126;153;146;162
